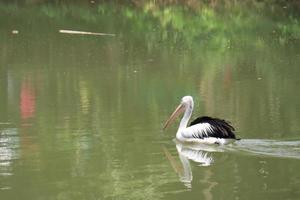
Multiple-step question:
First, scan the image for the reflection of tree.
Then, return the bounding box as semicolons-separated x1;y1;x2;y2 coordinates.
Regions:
1;1;299;50
197;42;300;139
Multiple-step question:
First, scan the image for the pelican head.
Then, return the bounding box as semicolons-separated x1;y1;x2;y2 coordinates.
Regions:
163;96;194;130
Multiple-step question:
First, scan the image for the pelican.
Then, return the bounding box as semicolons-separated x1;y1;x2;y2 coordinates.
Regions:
163;96;239;145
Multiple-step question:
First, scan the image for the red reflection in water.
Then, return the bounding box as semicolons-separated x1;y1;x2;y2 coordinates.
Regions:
19;78;40;162
20;80;36;120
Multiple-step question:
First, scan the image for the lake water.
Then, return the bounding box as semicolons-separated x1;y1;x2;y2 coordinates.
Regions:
0;1;300;199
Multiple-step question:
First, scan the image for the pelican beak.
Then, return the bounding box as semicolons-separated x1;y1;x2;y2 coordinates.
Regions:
163;103;185;130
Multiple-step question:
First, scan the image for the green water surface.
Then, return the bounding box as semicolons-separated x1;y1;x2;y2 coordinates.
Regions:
0;1;300;199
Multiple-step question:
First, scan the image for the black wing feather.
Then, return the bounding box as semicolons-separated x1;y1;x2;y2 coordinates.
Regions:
189;116;236;139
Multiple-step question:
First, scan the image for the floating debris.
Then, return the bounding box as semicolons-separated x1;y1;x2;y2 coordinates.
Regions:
12;30;19;34
59;29;115;36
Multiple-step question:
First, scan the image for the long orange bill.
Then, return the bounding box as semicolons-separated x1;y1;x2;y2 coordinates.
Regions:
163;103;185;130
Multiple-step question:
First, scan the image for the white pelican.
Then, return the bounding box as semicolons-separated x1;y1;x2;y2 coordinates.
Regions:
163;96;239;145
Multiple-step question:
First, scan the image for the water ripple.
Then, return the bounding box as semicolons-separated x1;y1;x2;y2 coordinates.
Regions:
231;139;300;159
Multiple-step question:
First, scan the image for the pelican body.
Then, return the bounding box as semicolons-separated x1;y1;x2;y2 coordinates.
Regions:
163;96;238;145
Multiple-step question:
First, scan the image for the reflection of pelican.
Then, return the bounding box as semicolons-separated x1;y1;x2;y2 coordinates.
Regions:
163;141;218;188
176;142;214;167
163;96;239;144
